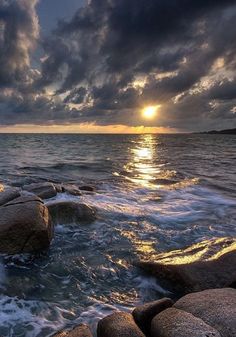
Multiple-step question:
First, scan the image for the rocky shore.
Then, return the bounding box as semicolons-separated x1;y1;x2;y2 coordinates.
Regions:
0;181;235;337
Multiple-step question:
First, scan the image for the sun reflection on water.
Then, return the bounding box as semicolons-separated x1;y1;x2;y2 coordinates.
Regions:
124;134;159;188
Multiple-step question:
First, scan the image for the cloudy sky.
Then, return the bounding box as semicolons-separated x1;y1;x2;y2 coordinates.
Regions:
0;0;236;133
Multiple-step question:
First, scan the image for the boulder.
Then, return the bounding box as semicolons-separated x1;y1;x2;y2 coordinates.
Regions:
61;184;82;196
97;312;145;337
0;188;21;206
174;288;236;337
150;307;221;337
52;324;92;337
133;298;174;334
137;237;236;292
22;182;57;199
0;195;53;254
47;201;96;224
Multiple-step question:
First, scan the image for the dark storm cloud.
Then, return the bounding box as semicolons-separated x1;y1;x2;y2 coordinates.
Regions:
208;79;236;100
0;0;39;87
0;0;236;130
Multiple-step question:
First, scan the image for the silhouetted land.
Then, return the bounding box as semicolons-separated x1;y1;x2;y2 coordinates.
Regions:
199;128;236;135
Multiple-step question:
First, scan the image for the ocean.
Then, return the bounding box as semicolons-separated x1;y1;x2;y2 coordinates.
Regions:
0;133;235;336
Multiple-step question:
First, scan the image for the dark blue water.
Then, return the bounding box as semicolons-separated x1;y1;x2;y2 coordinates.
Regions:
0;134;235;337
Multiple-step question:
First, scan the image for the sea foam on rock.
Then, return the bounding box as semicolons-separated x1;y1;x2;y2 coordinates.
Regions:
52;324;93;337
0;195;53;254
47;200;97;224
137;237;236;292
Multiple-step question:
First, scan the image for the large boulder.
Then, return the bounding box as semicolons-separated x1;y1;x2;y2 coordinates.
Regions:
137;237;236;292
22;182;57;199
47;200;96;224
133;298;173;334
151;307;221;337
0;195;53;254
97;312;145;337
52;324;92;337
174;288;236;337
0;188;21;206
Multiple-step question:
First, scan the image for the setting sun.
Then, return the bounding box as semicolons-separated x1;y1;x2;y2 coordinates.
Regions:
142;105;160;119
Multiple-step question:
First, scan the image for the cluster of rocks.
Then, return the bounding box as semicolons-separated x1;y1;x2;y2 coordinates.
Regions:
53;288;236;337
0;182;96;254
52;237;236;337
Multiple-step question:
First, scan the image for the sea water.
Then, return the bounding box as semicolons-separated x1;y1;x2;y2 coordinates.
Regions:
0;133;235;336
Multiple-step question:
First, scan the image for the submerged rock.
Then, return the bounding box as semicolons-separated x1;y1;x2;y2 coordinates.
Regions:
52;324;92;337
97;312;145;337
174;288;236;337
47;200;96;224
0;195;53;254
133;298;174;334
0;188;21;206
79;185;95;192
137;237;236;292
61;184;82;196
151;307;221;337
22;182;57;199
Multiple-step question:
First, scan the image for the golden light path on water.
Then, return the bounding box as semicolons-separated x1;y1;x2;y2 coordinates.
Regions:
124;134;160;188
118;134;160;259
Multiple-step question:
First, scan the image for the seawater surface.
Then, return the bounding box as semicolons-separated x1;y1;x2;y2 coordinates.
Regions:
0;134;235;337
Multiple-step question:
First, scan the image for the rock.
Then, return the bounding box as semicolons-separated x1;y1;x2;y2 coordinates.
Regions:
54;184;63;193
150;307;221;337
79;185;95;192
174;288;236;337
0;195;53;254
22;182;57;199
97;312;145;337
47;200;96;224
61;184;82;196
0;189;21;206
133;298;174;334
52;324;92;337
136;237;236;292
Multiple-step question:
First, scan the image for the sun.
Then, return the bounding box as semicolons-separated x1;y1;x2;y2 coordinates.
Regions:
142;105;160;119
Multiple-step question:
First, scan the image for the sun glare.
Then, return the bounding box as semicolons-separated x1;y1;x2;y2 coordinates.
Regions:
142;105;160;119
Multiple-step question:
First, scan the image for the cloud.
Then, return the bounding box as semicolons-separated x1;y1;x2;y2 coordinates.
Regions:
0;0;236;131
0;0;39;87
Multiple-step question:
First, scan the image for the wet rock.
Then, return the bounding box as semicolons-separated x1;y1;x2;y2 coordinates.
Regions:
133;298;174;334
151;307;221;337
47;200;96;224
0;195;53;254
174;288;236;337
137;237;236;292
22;182;57;199
61;184;82;196
0;188;21;206
79;185;95;192
97;312;145;337
52;324;93;337
54;183;63;193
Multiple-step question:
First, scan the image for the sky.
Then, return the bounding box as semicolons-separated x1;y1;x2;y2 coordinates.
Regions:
0;0;236;133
